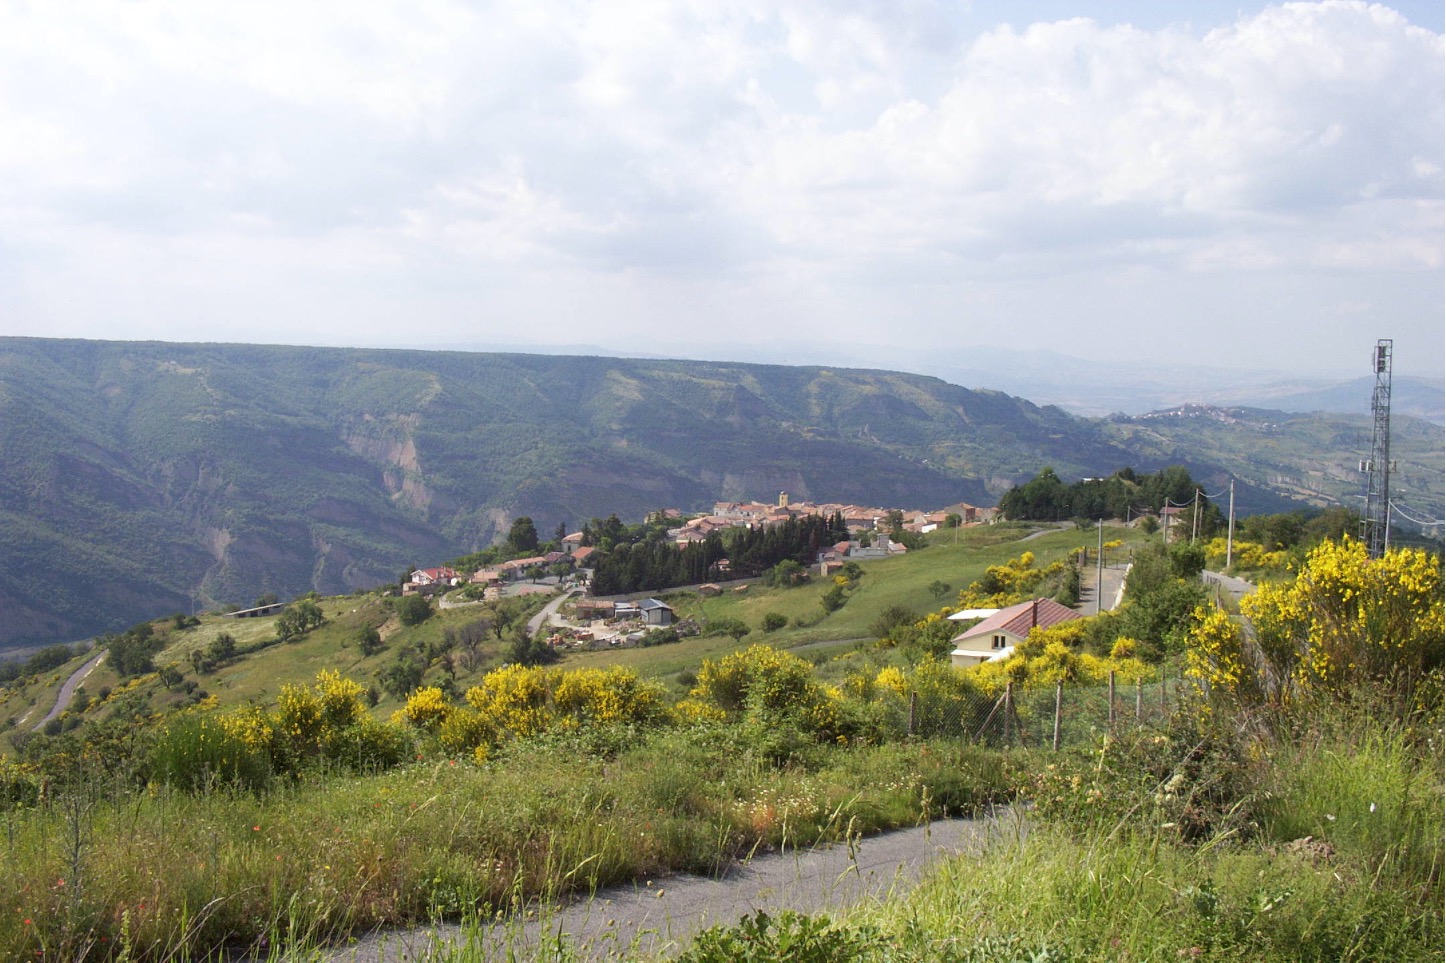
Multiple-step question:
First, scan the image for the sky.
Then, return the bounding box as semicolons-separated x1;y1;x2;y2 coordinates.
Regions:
0;1;1442;378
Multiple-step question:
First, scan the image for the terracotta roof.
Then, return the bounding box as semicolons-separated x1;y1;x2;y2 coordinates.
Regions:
953;598;1079;644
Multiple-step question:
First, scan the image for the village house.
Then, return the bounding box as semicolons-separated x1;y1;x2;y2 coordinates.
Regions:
638;598;674;626
948;598;1080;668
573;598;615;620
410;566;460;587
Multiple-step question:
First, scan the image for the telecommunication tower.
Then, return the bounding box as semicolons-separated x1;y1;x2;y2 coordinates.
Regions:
1360;339;1393;558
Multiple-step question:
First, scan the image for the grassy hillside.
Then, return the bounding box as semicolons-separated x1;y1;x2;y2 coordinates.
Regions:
0;521;1142;740
2;336;1438;648
0;526;1436;963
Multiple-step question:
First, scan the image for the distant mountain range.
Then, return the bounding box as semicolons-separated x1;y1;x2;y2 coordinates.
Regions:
434;340;1446;424
1;337;1440;648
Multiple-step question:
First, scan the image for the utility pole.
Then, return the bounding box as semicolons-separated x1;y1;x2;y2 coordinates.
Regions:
1361;339;1394;559
1191;489;1200;544
1225;479;1236;569
1096;517;1104;615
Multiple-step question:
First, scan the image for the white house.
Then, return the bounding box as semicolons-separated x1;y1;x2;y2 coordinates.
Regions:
949;597;1080;668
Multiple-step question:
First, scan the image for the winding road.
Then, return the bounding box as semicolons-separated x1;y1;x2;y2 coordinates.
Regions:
34;648;105;730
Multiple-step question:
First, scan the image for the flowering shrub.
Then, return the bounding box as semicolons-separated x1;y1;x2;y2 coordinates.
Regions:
389;664;675;757
151;671;412;787
0;757;42;807
689;644;854;755
1203;537;1290;573
552;666;668;729
393;686;453;732
1187;538;1444;713
969;620;1154;695
956;551;1072;608
150;715;272;793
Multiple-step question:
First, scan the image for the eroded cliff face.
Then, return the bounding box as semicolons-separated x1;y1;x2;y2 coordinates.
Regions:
10;338;1385;648
342;414;435;516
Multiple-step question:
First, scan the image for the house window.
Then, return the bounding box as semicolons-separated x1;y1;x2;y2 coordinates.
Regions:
991;634;1007;650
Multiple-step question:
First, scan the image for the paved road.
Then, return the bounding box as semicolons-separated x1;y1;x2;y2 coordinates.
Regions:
320;811;1015;962
36;649;105;729
1077;562;1129;615
526;588;580;636
1201;570;1255;606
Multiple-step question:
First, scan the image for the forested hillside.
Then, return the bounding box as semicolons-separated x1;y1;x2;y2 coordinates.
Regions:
1;337;1438;647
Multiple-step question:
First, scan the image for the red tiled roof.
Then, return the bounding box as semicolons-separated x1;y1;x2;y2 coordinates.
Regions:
954;598;1079;643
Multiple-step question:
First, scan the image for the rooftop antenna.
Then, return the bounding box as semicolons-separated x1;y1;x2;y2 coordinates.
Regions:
1360;339;1394;558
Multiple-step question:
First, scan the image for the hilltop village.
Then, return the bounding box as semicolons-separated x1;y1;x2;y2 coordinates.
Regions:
402;493;995;651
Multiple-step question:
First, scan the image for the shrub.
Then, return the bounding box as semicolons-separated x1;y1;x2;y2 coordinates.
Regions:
320;720;411;773
678;910;885;963
869;604;916;640
762;612;788;633
393;686;454;732
1187;538;1444;715
690;645;848;754
149;715;272;794
396;594;433;626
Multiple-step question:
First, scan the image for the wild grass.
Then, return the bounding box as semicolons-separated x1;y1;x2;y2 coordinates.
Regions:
678;711;1444;963
839;818;1442;962
0;730;1017;961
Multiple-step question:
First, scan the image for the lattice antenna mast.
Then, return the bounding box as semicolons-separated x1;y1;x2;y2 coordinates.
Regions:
1360;339;1393;558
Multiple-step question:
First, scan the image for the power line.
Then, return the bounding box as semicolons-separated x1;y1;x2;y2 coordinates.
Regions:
1390;501;1445;528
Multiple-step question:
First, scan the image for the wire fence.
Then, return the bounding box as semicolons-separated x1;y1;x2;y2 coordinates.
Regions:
904;669;1186;750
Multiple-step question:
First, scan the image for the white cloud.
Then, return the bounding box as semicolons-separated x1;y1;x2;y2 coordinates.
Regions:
0;1;1439;373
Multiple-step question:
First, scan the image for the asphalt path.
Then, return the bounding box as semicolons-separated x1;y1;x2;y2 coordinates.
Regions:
526;588;580;637
1201;570;1255;605
35;649;105;729
319;811;1015;962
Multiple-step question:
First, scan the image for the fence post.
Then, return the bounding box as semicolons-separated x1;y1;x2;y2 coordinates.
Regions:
907;691;917;738
1004;682;1013;746
1135;678;1142;723
1107;670;1116;728
1160;666;1168;716
1052;680;1063;751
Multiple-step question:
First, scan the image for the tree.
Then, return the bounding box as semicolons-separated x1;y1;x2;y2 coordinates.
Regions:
276;599;324;641
508;632;559;667
396;595;433;627
255;592;279;607
766;559;807;587
507;516;540;553
207;632;237;664
377;654;425;700
357;626;384;657
869;604;915;640
928;580;952;601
